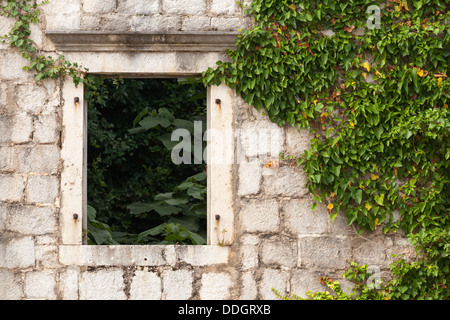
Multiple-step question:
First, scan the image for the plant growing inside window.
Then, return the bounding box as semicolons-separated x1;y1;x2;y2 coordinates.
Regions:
86;77;207;245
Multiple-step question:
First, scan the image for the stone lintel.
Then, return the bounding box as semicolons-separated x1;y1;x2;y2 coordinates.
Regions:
46;31;239;52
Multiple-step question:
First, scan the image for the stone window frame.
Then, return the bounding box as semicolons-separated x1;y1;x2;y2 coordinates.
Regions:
49;32;238;265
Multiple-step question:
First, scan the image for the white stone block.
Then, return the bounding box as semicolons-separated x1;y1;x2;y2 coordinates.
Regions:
163;269;193;300
262;165;309;197
0;205;6;230
211;0;236;15
29;23;43;50
130;271;161;300
299;236;351;269
33;114;59;143
283;200;329;235
42;0;81;31
35;244;59;268
329;211;354;235
96;15;131;32
0;270;23;299
181;16;211;31
0;52;30;79
237;119;284;160
240;272;257;300
59;267;80;300
118;0;159;14
16;83;48;114
35;235;58;245
210;17;247;31
176;245;229;266
0;236;35;268
0;114;33;144
199;272;232;300
258;268;289;300
261;238;298;268
0;16;14;50
240;199;279;233
79;269;126;300
129;245;167;266
240;234;259;270
352;237;389;268
130;15;181;32
241;244;259;270
7;206;57;235
163;0;206;15
25;271;56;299
83;0;116;13
45;13;81;31
290;269;327;299
0;175;24;202
44;0;81;14
163;246;177;266
26;175;59;204
80;14;101;29
0;147;16;172
18;145;59;174
41;79;60;114
284;126;311;156
238;161;262;196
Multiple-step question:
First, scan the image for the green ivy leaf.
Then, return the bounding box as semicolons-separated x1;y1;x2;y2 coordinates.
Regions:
354;189;363;204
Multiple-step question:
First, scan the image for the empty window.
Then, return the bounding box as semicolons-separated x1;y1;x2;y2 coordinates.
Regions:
85;77;207;245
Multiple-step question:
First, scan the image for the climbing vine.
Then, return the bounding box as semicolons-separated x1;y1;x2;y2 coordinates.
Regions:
1;0;88;85
204;0;449;299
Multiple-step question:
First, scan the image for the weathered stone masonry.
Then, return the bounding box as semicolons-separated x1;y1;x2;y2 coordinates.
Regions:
0;0;416;300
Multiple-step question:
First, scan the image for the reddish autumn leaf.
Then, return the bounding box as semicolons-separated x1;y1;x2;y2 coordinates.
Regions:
344;25;355;33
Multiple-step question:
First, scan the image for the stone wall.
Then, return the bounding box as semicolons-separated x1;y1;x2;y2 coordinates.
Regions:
42;0;254;32
0;0;416;300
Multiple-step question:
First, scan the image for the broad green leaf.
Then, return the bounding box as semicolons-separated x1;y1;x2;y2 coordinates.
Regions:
173;119;195;132
354;189;363;204
128;127;147;134
332;165;341;177
187;171;207;182
175;181;195;190
132;107;149;126
154;192;174;201
139;116;165;129
374;193;385;206
87;205;97;221
154;204;181;216
186;230;206;245
187;185;205;200
137;223;167;242
88;223;114;245
127;202;155;215
374;125;384;140
168;216;199;232
165;197;189;206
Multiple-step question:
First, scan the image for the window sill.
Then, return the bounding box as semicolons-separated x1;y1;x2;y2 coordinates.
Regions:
59;244;230;267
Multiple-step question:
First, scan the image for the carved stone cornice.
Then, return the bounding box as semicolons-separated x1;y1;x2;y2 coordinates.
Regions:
46;31;239;52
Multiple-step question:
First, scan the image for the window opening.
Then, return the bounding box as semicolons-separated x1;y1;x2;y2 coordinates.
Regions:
85;77;207;245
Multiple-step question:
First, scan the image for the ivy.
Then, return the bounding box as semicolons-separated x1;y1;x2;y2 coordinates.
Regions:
204;0;450;299
1;0;88;85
